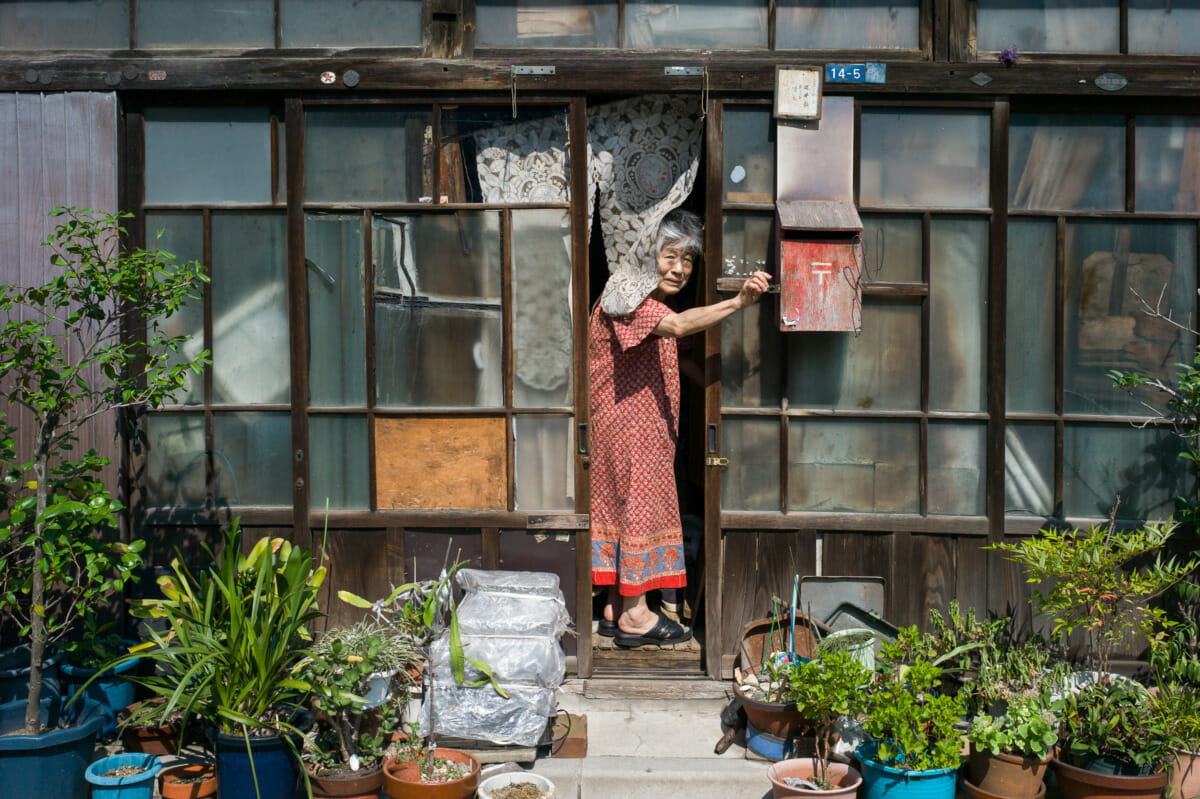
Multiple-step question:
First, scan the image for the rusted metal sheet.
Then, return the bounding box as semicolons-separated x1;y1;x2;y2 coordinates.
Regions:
777;237;862;333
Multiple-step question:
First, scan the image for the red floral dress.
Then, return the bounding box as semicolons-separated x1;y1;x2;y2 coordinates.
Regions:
589;298;686;597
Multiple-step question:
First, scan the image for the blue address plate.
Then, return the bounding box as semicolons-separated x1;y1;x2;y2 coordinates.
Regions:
825;63;887;84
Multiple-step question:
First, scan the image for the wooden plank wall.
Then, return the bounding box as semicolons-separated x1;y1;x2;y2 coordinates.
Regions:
0;92;119;485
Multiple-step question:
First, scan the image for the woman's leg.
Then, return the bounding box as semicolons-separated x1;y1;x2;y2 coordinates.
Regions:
603;585;621;623
617;592;659;634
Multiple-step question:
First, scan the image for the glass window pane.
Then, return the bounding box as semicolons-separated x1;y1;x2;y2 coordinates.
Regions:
976;0;1119;52
625;0;767;48
722;212;774;277
929;422;986;516
147;211;205;406
281;0;422;46
723;109;774;202
862;214;922;282
513;210;573;408
451;105;571;204
138;0;274;48
0;0;128;48
309;415;369;510
1135;117;1200;213
1009;114;1124;212
213;412;292;507
1005;423;1054;517
776;0;919;49
306;214;366;407
375;305;503;407
515;415;575;510
930;217;988;412
1006;219;1056;413
145;413;206;508
211;213;290;405
721;416;780;511
1064;424;1191;520
722;301;784;408
788;301;921;411
860;110;990;208
373;212;502;299
788;419;919;513
476;0;618;46
1065;221;1197;415
145;108;273;204
1129;0;1200;53
304;109;432;204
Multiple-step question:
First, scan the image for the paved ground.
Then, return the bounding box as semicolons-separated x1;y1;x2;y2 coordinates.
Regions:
512;678;774;799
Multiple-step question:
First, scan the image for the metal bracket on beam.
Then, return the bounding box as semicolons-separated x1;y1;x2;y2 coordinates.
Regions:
512;65;555;75
664;66;705;76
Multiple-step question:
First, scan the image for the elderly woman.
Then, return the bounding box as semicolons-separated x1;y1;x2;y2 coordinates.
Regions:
590;210;770;647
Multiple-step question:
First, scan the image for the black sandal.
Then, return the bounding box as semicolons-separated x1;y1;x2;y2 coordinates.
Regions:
613;613;692;648
597;618;617;637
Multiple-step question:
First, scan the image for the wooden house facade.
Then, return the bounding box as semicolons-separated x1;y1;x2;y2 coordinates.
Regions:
2;0;1199;678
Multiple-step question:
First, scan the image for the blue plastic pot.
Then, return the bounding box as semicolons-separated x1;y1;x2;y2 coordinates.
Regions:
857;741;961;799
0;645;62;704
215;728;302;799
85;752;161;799
0;696;113;799
61;646;141;738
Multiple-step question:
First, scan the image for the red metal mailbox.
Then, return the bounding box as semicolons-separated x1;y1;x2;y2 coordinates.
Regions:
776;200;863;333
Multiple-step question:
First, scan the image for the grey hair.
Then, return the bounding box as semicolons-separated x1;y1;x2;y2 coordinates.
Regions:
653;210;703;259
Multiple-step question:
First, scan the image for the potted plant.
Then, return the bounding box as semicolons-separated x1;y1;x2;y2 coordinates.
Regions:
857;657;966;799
60;618;143;738
84;752;162;799
966;691;1059;799
303;620;422;799
381;727;480;799
767;650;870;799
0;207;206;799
158;761;218;799
1151;682;1200;799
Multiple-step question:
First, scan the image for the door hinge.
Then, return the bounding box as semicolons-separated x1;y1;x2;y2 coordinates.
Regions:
705;456;729;467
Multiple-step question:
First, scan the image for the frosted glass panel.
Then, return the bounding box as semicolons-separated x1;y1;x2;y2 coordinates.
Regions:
722;301;784;408
788;419;919;513
1064;424;1190;520
776;0;919;49
1009;114;1124;212
928;423;986;516
305;109;432;203
788;301;921;411
306;214;366;407
145;108;273;204
375;305;503;407
861;214;921;282
721;417;780;511
723;109;774;202
476;0;618;46
213;412;292;507
1006;220;1056;413
211;213;290;405
0;0;128;48
860;110;989;208
930;218;988;412
1064;221;1196;416
1005;423;1054;517
138;0;274;48
145;413;206;508
513;210;573;408
722;213;774;277
309;416;369;510
281;0;422;46
625;0;767;48
515;415;575;510
976;0;1119;52
1135;117;1200;213
147;211;204;406
1130;0;1200;53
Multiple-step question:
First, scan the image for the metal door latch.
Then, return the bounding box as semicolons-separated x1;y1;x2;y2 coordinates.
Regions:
705;456;729;467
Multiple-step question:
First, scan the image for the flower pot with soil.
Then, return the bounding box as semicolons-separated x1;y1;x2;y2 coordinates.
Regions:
118;698;185;756
1051;756;1169;799
309;762;386;799
382;747;480;799
158;762;217;799
477;771;555;799
966;692;1058;799
84;752;162;799
768;758;862;799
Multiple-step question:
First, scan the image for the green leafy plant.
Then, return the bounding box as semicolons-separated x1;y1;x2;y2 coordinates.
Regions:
862;658;966;773
968;691;1059;760
1061;680;1173;773
786;650;872;787
0;207;207;734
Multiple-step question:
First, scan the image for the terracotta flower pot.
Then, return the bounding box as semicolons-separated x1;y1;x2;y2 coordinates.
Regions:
309;763;385;799
967;746;1052;799
158;763;217;799
963;775;1046;799
119;699;183;757
767;757;863;799
1168;747;1200;799
1052;756;1169;799
382;748;480;799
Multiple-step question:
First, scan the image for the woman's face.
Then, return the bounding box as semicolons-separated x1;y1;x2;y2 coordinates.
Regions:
655;242;694;297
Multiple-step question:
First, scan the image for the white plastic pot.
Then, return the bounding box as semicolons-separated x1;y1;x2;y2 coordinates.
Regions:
477;771;555;799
